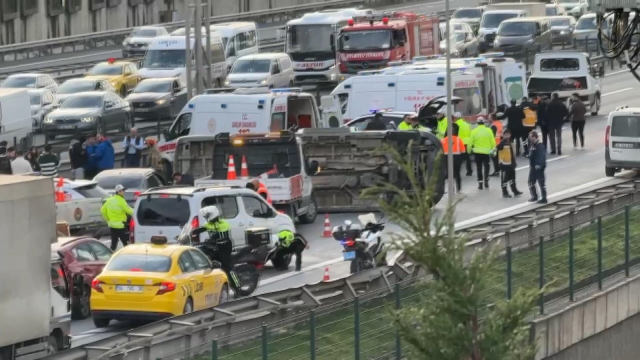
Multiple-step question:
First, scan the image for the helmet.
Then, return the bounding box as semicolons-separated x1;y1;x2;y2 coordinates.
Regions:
199;206;220;222
477;117;486;124
114;184;126;192
145;137;156;146
453;112;462;118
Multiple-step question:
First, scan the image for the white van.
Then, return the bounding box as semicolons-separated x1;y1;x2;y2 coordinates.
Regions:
478;10;526;52
0;88;33;150
139;35;227;88
210;22;259;71
224;53;294;89
605;106;640;177
156;88;321;158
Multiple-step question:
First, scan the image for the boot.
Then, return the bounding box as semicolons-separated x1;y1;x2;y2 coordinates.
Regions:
478;182;483;190
484;180;489;189
513;190;523;196
537;198;548;204
502;192;512;198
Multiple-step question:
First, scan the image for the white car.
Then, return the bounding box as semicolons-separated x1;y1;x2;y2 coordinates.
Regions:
1;73;59;92
224;53;294;89
55;178;110;200
28;89;57;132
122;26;169;58
605;106;640;177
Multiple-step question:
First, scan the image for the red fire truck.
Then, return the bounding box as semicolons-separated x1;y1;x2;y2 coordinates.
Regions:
336;12;440;77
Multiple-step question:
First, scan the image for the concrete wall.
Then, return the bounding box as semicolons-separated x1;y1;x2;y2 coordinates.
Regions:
532;274;640;359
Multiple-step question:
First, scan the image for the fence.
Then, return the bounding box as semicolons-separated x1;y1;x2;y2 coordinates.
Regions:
158;200;640;360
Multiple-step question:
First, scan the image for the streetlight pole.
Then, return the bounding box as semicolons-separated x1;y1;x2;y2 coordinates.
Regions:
445;1;454;206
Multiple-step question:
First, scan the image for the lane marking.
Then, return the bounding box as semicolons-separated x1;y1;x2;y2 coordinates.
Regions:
605;69;627;77
602;88;633;97
516;155;569;171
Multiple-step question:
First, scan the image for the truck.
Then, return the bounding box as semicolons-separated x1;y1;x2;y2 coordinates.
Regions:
175;132;319;224
336;12;440;79
0;176;75;360
0;89;33;152
485;3;546;16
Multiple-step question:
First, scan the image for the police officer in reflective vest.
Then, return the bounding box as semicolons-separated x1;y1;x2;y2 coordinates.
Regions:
497;129;523;198
454;113;473;176
468;117;496;190
276;230;309;272
490;114;504;177
101;184;134;250
521;96;538;156
436;113;448;139
441;123;466;192
398;114;426;131
191;206;233;273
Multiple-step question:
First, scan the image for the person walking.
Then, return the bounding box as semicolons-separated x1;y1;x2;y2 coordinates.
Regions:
69;136;86;181
468;117;496;190
520;96;537;156
101;184;134;251
489;114;503;177
497;129;523;198
494;99;525;156
441;123;466;192
0;142;12;175
545;93;568;155
535;95;550;150
11;150;33;175
455;115;473;176
527;131;547;204
122;128;145;168
38;144;60;177
26;147;40;173
568;93;587;150
93;133;115;176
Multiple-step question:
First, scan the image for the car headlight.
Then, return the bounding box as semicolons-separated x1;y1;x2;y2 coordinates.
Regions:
560;30;569;35
43;117;53;124
260;79;268;85
224;80;231;86
155;99;167;105
81;117;95;123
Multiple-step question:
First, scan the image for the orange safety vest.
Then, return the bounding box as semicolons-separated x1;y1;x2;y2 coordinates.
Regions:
441;136;466;155
523;107;537;127
257;182;273;205
492;120;503;144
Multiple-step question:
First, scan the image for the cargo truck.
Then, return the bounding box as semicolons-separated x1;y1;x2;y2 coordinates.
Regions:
0;176;75;360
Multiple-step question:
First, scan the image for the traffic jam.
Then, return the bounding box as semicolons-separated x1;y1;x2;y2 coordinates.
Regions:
0;1;614;358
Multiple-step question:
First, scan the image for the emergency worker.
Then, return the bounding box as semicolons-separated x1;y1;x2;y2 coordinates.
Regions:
275;230;309;272
398;114;426;130
468;117;496;190
494;99;525;156
101;184;133;250
490;114;503;177
521;96;537;156
191;206;233;273
497;129;523;198
436;112;449;139
247;178;272;204
455;114;473;176
441;123;466;192
527;131;548;204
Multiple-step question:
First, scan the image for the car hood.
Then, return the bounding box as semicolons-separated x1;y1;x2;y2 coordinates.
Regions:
479;28;499;35
138;68;184;78
126;92;168;102
551;25;572;31
127;37;153;44
572;29;597;38
495;35;532;44
84;75;119;82
227;73;269;82
55;93;77;103
48;108;102;118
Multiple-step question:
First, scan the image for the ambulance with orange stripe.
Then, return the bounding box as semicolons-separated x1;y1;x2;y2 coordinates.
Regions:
155;88;321;161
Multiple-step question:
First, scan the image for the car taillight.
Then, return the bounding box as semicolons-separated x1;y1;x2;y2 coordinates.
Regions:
605;125;610;147
133;191;141;200
191;216;199;229
156;281;176;295
130;268;142;272
129;218;135;243
91;279;104;293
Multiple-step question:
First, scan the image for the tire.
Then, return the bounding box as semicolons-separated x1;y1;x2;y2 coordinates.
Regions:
183;297;194;314
298;196;318;224
605;166;616;177
271;252;292;270
122;115;133;132
46;336;58;355
350;257;365;274
71;285;91;320
218;284;229;304
230;263;259;297
92;317;110;328
591;96;600;116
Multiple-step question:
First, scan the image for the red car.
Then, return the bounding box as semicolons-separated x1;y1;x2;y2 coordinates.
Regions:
52;237;113;319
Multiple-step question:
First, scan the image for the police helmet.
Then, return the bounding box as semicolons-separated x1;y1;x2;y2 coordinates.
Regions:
200;206;220;222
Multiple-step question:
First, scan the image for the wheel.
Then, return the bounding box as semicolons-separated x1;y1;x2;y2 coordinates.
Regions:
119;86;127;97
71;286;91;320
218;284;229;304
230;263;259;297
350;257;365;274
605;166;616;177
122;115;133;132
591;96;600;116
46;336;58;355
271;252;292;270
298;196;318;224
92;317;110;328
183;297;194;314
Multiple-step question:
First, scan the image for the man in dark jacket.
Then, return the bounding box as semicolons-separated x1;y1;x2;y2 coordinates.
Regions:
84;135;98;180
494;99;525;156
527;131;547;204
568;93;587;149
545;93;568;155
0;141;12;175
365;112;387;130
69;136;86;180
173;172;195;185
93;133;115;175
535;95;549;150
497;129;523;198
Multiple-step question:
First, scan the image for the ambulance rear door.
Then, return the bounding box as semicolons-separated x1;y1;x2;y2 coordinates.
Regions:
499;62;527;104
451;74;484;121
345;75;399;123
270;96;289;131
191;96;271;136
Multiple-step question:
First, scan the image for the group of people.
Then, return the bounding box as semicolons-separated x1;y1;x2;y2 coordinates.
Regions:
68;133;115;180
0;142;64;177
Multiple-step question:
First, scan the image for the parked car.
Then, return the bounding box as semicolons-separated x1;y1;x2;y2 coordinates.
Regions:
224;53;295;89
573;13;612;49
52;236;113;319
56;78;117;104
56;178;110;200
494;17;552;55
559;0;589;17
451;7;484;34
439;20;475;40
122;26;169;58
1;73;59;92
93;168;167;206
549;16;576;44
43;92;133;139
440;31;479;57
28;89;57;132
125;77;188;121
605;106;640;177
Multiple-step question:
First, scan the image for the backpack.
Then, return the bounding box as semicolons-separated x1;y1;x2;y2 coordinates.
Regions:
523;108;537;127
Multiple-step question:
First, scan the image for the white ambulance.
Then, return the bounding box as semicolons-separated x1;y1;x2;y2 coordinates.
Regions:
156;88;322;159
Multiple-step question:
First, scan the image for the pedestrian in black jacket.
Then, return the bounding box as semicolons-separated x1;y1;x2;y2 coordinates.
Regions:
494;99;525;156
69;136;86;180
365;112;387;130
535;95;549;150
545;93;568;155
527;131;547;204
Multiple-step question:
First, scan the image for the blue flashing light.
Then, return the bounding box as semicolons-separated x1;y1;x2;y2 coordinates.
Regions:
221;104;227;109
258;99;266;105
188;103;195;109
345;84;352;89
270;88;302;94
370;109;379;114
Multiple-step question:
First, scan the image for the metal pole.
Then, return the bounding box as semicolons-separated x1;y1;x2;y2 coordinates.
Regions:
354;297;360;360
445;0;454;203
310;310;316;360
569;225;574;302
538;236;544;314
394;283;401;360
625;206;630;277
185;0;193;101
204;0;212;88
506;245;512;300
194;0;204;95
597;216;603;290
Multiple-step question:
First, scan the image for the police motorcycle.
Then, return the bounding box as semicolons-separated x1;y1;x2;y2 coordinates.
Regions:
177;211;260;298
332;213;386;274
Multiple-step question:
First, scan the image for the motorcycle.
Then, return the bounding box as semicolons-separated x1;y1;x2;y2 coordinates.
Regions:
332;213;386;274
177;223;260;298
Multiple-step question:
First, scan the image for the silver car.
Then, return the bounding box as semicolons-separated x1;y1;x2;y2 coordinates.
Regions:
28;89;58;132
122;26;169;58
573;13;611;49
1;73;59;92
440;31;479;58
549;16;576;45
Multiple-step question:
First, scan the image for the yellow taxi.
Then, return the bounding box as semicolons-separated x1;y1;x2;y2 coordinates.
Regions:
85;58;141;97
90;237;228;328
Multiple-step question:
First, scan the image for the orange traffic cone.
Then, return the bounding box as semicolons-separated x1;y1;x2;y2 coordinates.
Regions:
227;155;237;180
240;155;249;179
323;267;330;281
55;178;66;202
322;213;332;238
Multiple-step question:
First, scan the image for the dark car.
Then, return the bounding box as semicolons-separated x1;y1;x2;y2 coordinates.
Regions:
93;168;167;206
52;236;113;319
42;91;133;139
125;77;187;121
494;17;552;55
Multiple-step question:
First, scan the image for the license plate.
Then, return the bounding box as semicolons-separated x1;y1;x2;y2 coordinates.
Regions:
613;142;638;149
115;285;143;293
135;108;150;112
343;251;356;260
150;236;167;242
58;125;74;130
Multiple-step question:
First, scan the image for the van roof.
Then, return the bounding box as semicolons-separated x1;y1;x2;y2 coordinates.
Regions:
149;34;222;48
287;8;370;25
142;185;251;196
502;17;549;23
212;22;256;29
189;89;314;102
483;9;525;14
236;53;288;61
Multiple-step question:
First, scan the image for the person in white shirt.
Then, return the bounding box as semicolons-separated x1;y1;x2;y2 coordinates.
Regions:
11;150;34;175
122;128;145;168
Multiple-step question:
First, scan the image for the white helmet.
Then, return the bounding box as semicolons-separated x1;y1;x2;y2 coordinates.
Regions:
200;206;220;222
453;112;462;118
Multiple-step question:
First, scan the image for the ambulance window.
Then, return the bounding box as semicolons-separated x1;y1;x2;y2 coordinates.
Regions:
210;42;226;64
271;112;285;131
172;113;192;137
453;88;483;116
338;94;348;115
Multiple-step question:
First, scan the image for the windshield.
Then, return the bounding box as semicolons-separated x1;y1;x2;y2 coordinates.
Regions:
558;0;577;3
453;9;482;18
88;64;122;76
136;196;191;226
131;29;157;37
212;144;301;179
134;81;171;93
2;76;36;88
340;30;391;51
60;95;103;109
106;254;172;272
287;24;334;54
57;80;96;94
481;13;518;28
29;93;41;105
142;49;186;69
498;22;536;36
231;59;271;74
94;175;143;189
74;184;110;198
528;76;587;92
550;18;571;26
576;17;604;30
546;7;558;16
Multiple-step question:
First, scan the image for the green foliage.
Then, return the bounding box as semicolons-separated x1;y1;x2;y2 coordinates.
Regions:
362;143;540;360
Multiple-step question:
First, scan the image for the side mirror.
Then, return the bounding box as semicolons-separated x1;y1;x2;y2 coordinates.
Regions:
162;128;170;139
211;260;223;269
105;102;114;109
330;34;336;52
271;66;278;75
598;66;605;78
52;104;59;109
399;40;405;46
308;160;319;175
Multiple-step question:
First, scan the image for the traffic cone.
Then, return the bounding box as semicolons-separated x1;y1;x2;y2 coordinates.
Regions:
323;267;330;281
322;213;332;238
227;155;237;180
240;155;249;179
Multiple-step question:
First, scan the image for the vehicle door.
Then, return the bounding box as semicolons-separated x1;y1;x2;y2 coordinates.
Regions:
188;249;220;308
110;94;127;128
172;79;188;115
123;64;138;91
200;195;244;247
271;96;288;131
608;115;640;163
500;63;527;101
277;57;290;87
466;31;478;54
270;60;282;88
239;194;273;237
177;251;204;309
102;94;118;130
